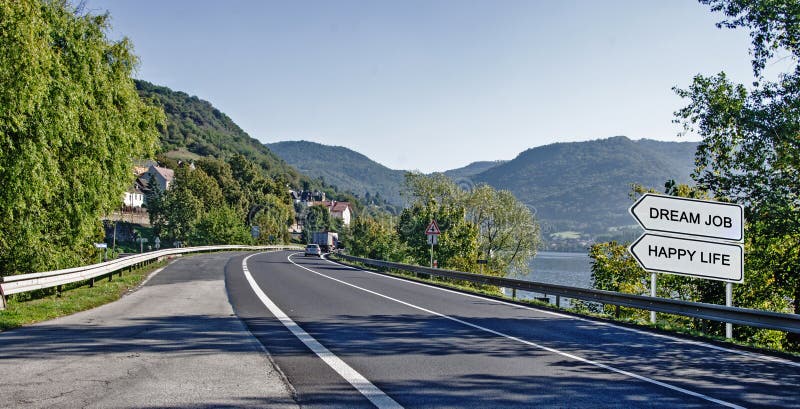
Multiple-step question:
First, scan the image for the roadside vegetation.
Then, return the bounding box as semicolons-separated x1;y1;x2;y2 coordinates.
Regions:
587;0;800;353
0;0;162;276
345;172;541;283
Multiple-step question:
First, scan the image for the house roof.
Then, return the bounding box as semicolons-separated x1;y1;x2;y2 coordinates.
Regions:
330;201;351;212
150;165;175;182
135;176;152;193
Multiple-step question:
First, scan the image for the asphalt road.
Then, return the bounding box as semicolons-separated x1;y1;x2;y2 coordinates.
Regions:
229;251;800;409
0;252;297;409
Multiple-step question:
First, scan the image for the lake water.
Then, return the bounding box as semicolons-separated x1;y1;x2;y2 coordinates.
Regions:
501;251;592;307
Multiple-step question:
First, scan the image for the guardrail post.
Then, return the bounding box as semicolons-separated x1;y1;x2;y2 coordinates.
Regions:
556;295;561;308
56;285;62;297
0;285;6;310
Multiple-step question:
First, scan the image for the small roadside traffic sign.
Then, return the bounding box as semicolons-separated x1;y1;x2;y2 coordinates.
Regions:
427;234;438;245
425;220;441;235
629;233;744;283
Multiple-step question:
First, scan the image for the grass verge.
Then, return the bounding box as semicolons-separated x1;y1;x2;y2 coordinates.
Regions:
0;259;168;332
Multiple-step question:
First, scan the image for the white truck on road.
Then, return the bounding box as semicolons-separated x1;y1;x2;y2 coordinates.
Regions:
311;231;339;252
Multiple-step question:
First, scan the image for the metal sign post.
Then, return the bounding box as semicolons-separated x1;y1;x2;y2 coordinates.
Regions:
426;221;441;268
427;234;438;267
650;272;657;324
628;194;744;337
477;259;488;275
726;282;733;338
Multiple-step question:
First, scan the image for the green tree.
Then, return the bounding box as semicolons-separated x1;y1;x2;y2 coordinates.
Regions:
0;0;162;274
191;206;252;245
145;173;166;236
347;216;403;261
465;185;540;277
173;167;224;212
196;158;246;211
402;172;463;207
398;174;479;271
587;241;649;319
161;188;203;243
676;0;800;347
303;204;331;242
251;194;294;244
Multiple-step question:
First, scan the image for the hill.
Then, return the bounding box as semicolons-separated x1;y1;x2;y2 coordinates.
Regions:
267;141;407;206
444;160;506;181
134;80;301;184
265;136;699;241
472;136;699;235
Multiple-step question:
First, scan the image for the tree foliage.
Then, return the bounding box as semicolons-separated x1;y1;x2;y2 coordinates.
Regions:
392;173;539;275
0;0;162;274
347;216;403;261
251;194;294;244
303;204;332;242
191;206;252;246
134;80;300;184
673;0;800;347
558;0;800;349
465;185;540;277
146;156;295;246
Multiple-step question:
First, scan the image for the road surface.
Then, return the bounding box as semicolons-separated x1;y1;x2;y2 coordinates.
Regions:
0;252;297;409
3;250;799;408
230;251;800;408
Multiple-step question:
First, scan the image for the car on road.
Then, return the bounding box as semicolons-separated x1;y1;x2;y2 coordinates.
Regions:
304;244;322;257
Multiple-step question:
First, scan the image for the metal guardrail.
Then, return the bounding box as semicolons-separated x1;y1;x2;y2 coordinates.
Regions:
334;253;800;334
0;245;301;309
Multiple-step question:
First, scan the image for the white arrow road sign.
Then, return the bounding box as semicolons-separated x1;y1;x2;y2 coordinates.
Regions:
630;194;743;242
629;233;744;283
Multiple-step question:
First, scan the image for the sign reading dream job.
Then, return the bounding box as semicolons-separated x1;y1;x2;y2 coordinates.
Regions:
630;194;743;241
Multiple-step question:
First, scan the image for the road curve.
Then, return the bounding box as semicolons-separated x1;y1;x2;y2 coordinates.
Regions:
229;250;800;409
0;252;297;409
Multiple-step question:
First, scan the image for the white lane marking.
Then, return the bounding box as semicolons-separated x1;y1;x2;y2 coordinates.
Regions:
242;253;403;409
290;254;744;409
322;255;800;369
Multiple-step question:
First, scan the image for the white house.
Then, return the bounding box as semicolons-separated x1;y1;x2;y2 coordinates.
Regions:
123;185;145;208
320;200;352;226
146;165;175;191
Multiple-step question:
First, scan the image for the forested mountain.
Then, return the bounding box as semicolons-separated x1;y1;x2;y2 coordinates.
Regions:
267;137;698;238
267;141;407;206
473;136;699;234
134;80;301;184
444;160;506;180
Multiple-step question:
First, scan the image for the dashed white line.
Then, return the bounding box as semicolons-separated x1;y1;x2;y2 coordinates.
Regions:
287;253;744;409
242;253;403;409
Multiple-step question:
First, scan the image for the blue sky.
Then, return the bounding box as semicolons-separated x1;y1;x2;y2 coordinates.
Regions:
88;0;759;172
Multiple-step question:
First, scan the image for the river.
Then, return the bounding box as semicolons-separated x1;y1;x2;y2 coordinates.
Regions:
501;251;592;307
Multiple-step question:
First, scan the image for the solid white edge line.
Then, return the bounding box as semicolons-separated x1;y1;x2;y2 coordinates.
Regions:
322;255;800;369
290;254;744;409
242;253;403;409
